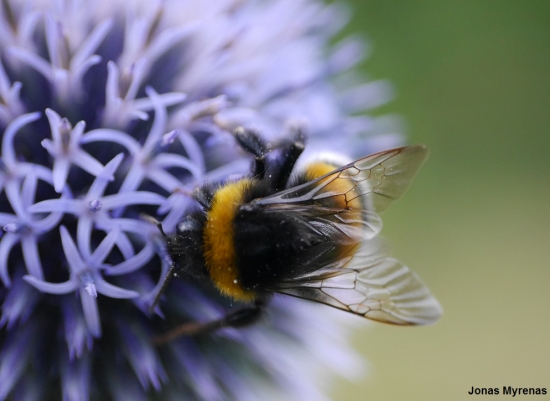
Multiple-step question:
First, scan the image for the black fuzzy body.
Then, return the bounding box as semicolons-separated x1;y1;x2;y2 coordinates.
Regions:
231;175;325;294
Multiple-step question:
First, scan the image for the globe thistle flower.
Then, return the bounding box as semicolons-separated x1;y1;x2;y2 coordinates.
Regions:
0;0;399;399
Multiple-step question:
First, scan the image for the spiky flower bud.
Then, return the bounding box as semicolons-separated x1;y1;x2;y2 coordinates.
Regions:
0;0;398;399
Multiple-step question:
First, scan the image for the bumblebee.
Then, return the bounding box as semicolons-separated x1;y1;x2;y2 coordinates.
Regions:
150;128;442;342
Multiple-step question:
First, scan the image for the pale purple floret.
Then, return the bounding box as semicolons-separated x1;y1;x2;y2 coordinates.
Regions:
42;109;106;193
0;0;396;399
23;225;140;336
0;60;24;125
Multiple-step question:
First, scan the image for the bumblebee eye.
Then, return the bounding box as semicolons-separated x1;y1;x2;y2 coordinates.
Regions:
176;215;204;234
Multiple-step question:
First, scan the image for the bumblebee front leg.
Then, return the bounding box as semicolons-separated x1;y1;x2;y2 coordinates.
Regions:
234;127;268;179
152;299;267;344
272;134;305;192
234;126;306;191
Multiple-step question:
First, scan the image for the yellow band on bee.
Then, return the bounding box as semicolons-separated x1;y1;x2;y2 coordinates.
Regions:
305;162;362;210
304;162;337;181
203;179;256;302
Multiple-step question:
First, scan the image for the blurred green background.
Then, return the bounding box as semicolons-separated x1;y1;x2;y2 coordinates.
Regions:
334;1;550;400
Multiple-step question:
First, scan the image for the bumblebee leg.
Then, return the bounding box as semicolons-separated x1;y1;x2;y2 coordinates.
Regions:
139;215;178;314
234;127;267;179
192;183;217;209
149;263;176;314
272;135;305;192
152;299;266;344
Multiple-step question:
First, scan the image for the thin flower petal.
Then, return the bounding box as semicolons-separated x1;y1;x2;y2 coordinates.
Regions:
114;231;135;260
339;80;394;112
123;59;147;103
81;128;141;154
21;235;44;279
60;225;86;273
7;46;54;82
52;157;71;193
153;153;203;179
177;130;205;174
172;340;223;401
328;36;366;73
62;298;94;360
23;275;77;294
105;242;155;276
100;191;166;210
72;148;108;179
104;366;149;401
94;276;139;299
71;19;113;69
0;212;18;226
131;92;187;113
0;321;36;400
4;179;30;223
117;322;166;391
44;14;64;69
0;232;19;287
86;153;124;199
1;112;41;171
28;198;80;214
77;217;94;260
61;351;91;401
144;168;183;193
20;170;37;208
89;226;121;264
0;60;25;123
80;287;101;337
112;165;145;217
95;216;153;236
159;194;194;232
142;87;167;150
0;273;40;329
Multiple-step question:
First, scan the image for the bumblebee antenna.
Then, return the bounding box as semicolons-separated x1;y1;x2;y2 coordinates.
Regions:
141;213;167;237
140;214;176;314
149;262;176;314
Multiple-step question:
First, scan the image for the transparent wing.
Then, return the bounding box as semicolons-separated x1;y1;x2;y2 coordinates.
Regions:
255;144;429;213
264;204;383;243
272;239;442;325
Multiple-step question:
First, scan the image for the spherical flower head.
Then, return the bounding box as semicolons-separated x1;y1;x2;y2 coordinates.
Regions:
0;0;398;399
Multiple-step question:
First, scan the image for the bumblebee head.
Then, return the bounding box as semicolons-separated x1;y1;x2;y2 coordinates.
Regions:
148;212;208;313
166;213;207;280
